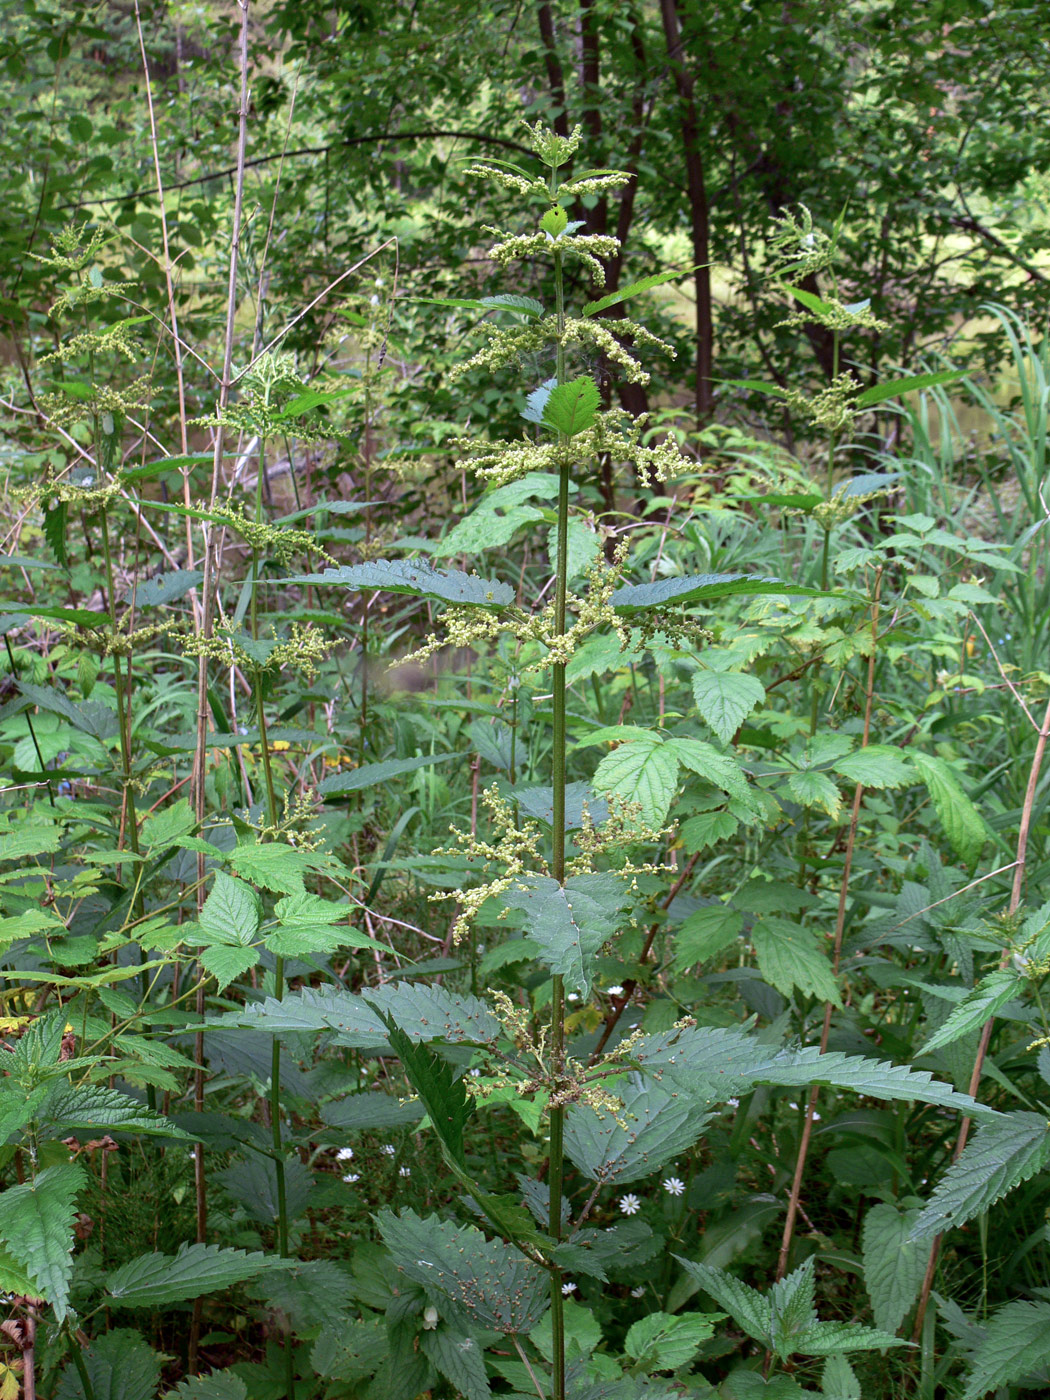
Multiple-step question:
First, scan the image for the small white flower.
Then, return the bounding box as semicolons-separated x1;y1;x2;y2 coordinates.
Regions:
726;1098;739;1108
812;1112;821;1122
663;1177;686;1197
336;1147;354;1161
399;1166;411;1177
630;1285;646;1298
469;1068;481;1078
607;985;625;997
567;993;579;1003
381;1144;396;1156
422;1305;439;1330
342;1172;360;1184
561;1282;576;1295
618;1193;641;1216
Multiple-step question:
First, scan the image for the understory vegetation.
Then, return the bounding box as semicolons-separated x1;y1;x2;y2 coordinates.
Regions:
1;4;1050;1400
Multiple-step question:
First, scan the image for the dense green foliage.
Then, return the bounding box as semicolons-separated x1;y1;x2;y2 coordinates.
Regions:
1;4;1049;1400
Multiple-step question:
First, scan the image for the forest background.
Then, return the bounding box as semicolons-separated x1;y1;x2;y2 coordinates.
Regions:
1;3;1050;1400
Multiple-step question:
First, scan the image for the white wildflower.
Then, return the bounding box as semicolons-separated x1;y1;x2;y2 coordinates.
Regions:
618;1194;641;1216
336;1147;354;1161
399;1166;411;1178
561;1282;577;1295
342;1172;360;1184
663;1177;685;1197
381;1144;396;1156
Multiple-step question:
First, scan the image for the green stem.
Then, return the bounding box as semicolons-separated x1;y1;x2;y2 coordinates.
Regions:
67;1330;97;1400
548;239;569;1400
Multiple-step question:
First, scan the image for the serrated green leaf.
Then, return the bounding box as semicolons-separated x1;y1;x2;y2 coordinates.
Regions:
504;872;631;995
377;1015;474;1169
565;1078;713;1185
420;1328;491;1400
832;745;914;789
216;982;500;1049
862;1202;925;1334
959;1300;1050;1400
822;1354;861;1400
918;968;1023;1055
667;737;757;812
909;1111;1050;1241
0;1163;85;1319
678;809;739;854
41;1083;192;1138
791;1320;907;1356
785;768;842;818
542;376;600;436
546;515;600;582
911;751;989;865
531;1295;602;1363
593;738;679;826
227;841;322;894
201;943;260;991
624;1311;721;1371
378;1208;548;1334
125;569;203;606
56;1329;164;1400
691;671;765;745
672;906;744;968
414;294;544;317
217;1155;314;1225
435;503;543;557
162;1372;248;1400
283;559;514;608
105;1241;284;1307
612;573;824;611
675;1258;771;1346
250;1259;354;1330
200;872;261;944
752;917;842;1006
321;1093;424;1131
18;680;119;740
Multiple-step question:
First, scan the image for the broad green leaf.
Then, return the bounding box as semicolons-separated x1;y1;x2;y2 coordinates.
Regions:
105;1242;284;1307
0;1163;85;1319
583;265;703;318
959;1300;1050;1400
822;1355;861;1400
251;1260;354;1331
217;1155;314;1225
420;1328;491;1400
593;738;679;826
785;768;842;818
718;378;791;400
790;1320;906;1356
201;944;260;992
414;294;544;317
378;1017;475;1169
217;982;500;1049
542;376;600;436
633;1024;998;1119
666;737;757;812
675;1259;771;1346
55;1329;163;1400
838;470;903;498
321;1092;424;1131
378;1208;549;1334
918;968;1023;1055
832;745;913;789
855;369;962;408
691;671;765;745
540;205;569;235
435;503;543;557
283;559;514;608
41;1084;192;1138
909;1112;1050;1241
781;284;838;318
678;809;739;853
317;752;455;795
531;1296;603;1362
503;872;631;995
547;515;600;581
163;1373;248;1400
140;797;196;849
862;1202;925;1334
910;751;989;865
565;1078;713;1185
752;917;842;1006
200;872;261;945
612;573;824;611
672;906;744;968
512;782;608;829
18;680;119;741
0;552;61;571
124;569;203;606
228;841;328;894
623;1311;721;1371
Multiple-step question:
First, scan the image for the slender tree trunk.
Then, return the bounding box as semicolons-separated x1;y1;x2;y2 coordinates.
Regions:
659;0;713;424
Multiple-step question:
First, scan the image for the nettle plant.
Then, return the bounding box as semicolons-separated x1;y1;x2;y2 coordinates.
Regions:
232;125;1005;1398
